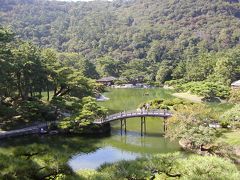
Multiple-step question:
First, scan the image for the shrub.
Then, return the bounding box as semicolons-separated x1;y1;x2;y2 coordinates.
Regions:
139;98;190;110
221;104;240;128
180;155;240;179
17;100;53;121
84;153;240;180
0;104;16;119
220;120;230;128
77;170;111;180
229;89;240;103
165;79;186;87
166;104;218;149
174;81;230;99
58;97;107;134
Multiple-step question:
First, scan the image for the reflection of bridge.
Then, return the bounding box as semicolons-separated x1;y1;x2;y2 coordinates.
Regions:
93;109;172;136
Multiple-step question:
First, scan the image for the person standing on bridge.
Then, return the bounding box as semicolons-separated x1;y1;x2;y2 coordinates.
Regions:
146;103;150;111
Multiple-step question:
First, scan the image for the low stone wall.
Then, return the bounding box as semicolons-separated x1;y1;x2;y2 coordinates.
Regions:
0;122;111;140
0;123;49;139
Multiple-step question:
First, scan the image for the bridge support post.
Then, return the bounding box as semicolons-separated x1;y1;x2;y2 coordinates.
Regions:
163;117;167;133
144;117;146;134
141;117;146;136
120;119;122;136
121;119;123;135
121;119;127;135
124;119;127;134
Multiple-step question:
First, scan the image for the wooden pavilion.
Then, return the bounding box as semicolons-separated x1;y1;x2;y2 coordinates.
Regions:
96;76;116;86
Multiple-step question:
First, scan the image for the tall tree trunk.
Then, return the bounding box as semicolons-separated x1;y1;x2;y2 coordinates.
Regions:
17;73;23;99
56;88;70;97
54;86;57;96
30;85;33;97
47;83;50;101
54;86;64;97
23;83;30;100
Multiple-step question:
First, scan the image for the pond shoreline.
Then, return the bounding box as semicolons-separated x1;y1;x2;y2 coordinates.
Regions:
0;122;111;140
0;88;235;174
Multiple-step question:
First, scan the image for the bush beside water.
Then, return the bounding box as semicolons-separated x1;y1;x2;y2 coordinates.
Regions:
77;153;240;180
139;98;193;110
165;80;230;100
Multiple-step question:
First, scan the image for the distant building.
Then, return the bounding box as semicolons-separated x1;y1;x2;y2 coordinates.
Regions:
231;80;240;89
96;76;116;86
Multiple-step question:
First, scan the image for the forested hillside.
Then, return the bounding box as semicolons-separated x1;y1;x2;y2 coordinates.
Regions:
1;0;240;60
1;0;240;87
1;1;240;179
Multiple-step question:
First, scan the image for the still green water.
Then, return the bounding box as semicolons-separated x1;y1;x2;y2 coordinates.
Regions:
0;88;231;171
100;88;175;113
70;88;181;170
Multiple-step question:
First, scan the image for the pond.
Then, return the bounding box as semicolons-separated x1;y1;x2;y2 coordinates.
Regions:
68;88;181;170
0;88;231;172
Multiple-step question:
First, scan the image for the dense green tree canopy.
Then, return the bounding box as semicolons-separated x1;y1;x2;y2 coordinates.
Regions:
0;27;104;130
78;153;240;179
167;104;219;150
0;0;240;86
1;0;239;60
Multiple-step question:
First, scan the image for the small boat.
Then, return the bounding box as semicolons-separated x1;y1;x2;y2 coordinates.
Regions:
39;128;48;134
96;94;110;101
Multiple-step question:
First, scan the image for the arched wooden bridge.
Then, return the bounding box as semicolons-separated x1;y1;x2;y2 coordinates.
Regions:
94;109;172;136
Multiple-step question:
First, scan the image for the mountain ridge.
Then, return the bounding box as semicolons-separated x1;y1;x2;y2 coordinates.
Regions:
1;0;240;62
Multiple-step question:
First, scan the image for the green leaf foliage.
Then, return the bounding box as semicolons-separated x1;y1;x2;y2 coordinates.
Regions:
0;0;240;86
78;153;240;180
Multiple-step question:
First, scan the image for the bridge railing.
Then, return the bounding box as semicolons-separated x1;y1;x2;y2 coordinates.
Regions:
94;109;171;123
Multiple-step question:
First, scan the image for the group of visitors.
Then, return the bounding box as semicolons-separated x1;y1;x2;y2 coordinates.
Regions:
137;103;151;113
120;103;152;116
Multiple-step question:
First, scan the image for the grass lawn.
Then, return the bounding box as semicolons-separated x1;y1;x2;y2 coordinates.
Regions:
172;92;204;103
217;131;240;146
172;92;234;113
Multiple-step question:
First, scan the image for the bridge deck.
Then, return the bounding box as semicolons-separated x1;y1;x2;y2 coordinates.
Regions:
94;109;172;124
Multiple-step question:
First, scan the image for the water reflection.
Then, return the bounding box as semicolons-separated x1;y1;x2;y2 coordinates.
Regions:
68;127;180;171
68;146;140;170
68;89;181;171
